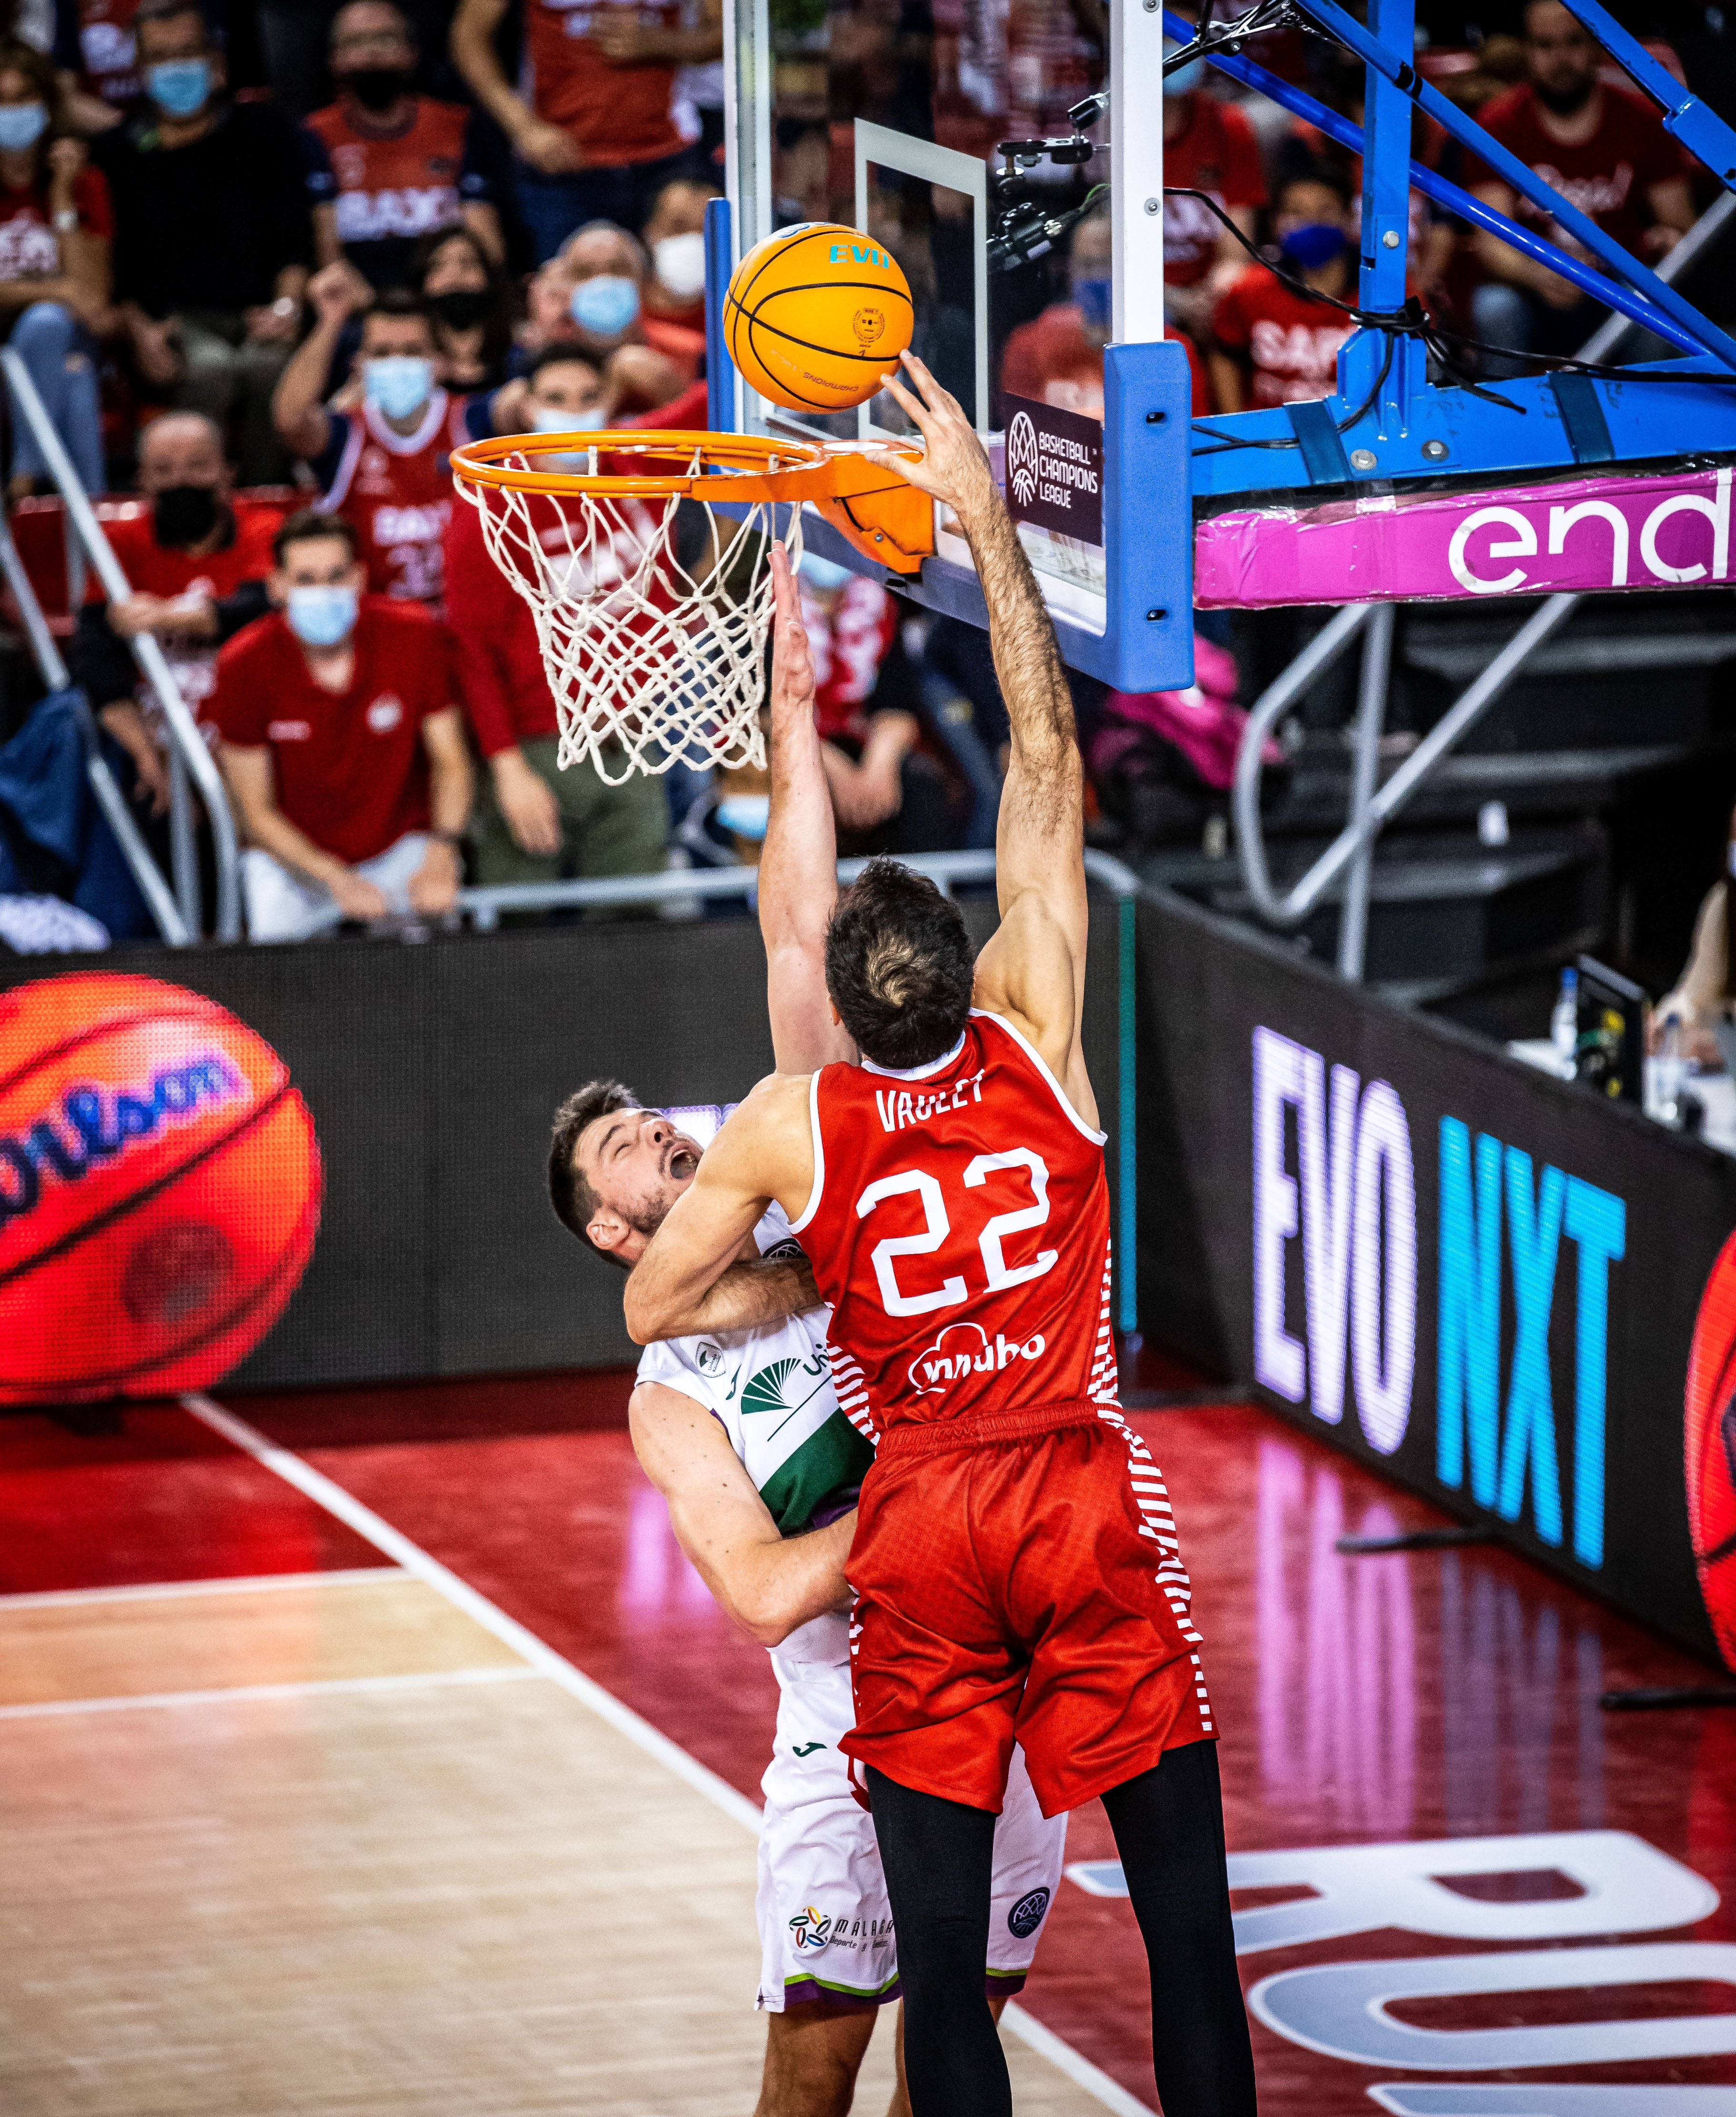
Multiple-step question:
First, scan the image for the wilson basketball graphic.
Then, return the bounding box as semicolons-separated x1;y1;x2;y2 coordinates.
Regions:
1685;1229;1736;1670
724;223;914;414
0;973;321;1403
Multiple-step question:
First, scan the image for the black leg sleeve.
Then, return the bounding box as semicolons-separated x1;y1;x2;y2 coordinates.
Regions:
1101;1740;1260;2117
865;1767;1012;2117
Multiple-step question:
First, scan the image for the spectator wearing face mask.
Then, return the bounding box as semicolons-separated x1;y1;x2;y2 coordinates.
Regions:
558;218;694;410
273;268;469;613
639;174;715;333
0;40;110;500
302;1;503;295
413;224;513;393
1209;165;1358;413
210;509;471;941
444;344;669;892
451;0;720;263
68;410;279;815
50;0;220;132
94;0;312;485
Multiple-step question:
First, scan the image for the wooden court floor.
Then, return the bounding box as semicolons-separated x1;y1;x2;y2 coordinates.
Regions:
0;1466;1113;2117
3;1375;1736;2115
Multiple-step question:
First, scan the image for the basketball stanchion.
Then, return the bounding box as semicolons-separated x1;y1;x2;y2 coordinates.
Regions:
449;430;932;783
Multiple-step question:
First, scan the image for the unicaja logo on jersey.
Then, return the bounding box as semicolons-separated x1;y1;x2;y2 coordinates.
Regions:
789;1905;834;1952
909;1321;1046;1396
1007;413;1040;507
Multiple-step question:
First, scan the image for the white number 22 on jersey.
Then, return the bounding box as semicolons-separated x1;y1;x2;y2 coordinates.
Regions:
855;1152;1056;1316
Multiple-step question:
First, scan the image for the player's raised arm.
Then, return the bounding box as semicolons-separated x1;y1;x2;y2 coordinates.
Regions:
623;1073;816;1344
630;1381;855;1645
875;352;1092;1108
760;542;856;1074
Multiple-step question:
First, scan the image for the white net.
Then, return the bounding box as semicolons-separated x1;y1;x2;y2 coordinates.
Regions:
454;440;805;784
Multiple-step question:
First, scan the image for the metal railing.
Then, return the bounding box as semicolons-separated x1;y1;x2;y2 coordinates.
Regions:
1231;192;1736;981
1;346;241;940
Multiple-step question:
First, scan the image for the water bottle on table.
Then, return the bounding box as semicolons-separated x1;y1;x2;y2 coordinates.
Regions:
1550;967;1578;1078
1655;1011;1686;1126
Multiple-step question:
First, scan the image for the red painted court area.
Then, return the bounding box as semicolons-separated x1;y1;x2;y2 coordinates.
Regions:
6;1368;1735;2114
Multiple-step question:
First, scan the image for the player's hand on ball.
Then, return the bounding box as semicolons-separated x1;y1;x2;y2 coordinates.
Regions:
769;543;817;727
872;351;996;524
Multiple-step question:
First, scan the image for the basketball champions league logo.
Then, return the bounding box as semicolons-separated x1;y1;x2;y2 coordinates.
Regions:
1007;413;1040;508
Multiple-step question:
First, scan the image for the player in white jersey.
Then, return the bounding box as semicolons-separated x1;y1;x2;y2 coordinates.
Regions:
547;1098;1065;2114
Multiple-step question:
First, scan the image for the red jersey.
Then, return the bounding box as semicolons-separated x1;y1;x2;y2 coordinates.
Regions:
524;0;687;167
67;0;145;109
1470;82;1687;259
0;165;110;282
302;97;477;252
1213;267;1355;409
1162;96;1266;287
316;394;470;611
88;502;282;725
803;575;897;744
208;599;454;864
792;1011;1117;1437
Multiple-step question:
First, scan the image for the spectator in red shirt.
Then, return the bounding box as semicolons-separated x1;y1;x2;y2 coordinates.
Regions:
1469;0;1694;364
444;345;669;890
69;410;281;812
0;41;109;501
1160;2;1267;343
1210;165;1357;413
303;1;503;293
451;0;720;261
273;272;471;611
211;509;472;941
999;206;1211;422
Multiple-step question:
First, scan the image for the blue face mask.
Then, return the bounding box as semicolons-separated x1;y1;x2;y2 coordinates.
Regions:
799;552;852;594
1279;221;1349;270
569;274;640;340
0;102;48;153
364;355;434;422
1164;40;1204;96
716;794;770;841
146;57;212;119
1073;276;1112;332
285;583;358;649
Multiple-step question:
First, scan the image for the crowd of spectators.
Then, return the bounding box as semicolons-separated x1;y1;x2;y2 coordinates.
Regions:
996;0;1707;422
0;0;1721;945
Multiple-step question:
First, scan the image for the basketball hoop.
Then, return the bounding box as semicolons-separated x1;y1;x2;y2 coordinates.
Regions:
450;429;934;784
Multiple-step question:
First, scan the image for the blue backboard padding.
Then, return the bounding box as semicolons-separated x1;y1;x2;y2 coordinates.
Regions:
1102;339;1194;694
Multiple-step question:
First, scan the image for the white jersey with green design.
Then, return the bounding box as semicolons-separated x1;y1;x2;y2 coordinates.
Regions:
633;1204;874;1539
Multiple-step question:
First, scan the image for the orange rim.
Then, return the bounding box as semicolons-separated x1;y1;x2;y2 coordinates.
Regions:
450;428;842;501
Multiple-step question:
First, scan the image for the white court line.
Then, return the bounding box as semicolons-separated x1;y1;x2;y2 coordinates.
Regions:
182;1392;1154;2117
0;1663;541;1721
0;1567;403;1612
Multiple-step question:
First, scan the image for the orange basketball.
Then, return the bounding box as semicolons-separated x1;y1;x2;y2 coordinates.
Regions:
0;973;322;1404
724;222;914;414
1685;1229;1736;1671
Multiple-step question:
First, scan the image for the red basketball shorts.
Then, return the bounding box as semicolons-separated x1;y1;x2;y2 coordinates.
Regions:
838;1402;1216;1818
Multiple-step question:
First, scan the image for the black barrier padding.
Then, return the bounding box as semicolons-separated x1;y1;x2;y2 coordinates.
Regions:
0;890;1124;1392
1131;887;1730;1665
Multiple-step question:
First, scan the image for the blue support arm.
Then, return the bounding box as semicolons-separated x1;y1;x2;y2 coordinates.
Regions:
705;194;737;435
1560;0;1736;189
1160;10;1703;357
1291;0;1736;371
